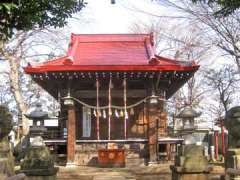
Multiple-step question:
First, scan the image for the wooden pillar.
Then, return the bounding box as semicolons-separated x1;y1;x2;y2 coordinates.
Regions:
214;130;219;161
166;143;171;161
67;105;76;165
147;98;159;163
221;120;225;158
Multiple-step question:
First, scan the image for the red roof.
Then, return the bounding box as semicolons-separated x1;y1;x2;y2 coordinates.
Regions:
24;34;199;73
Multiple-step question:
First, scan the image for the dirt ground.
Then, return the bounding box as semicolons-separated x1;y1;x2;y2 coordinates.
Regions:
56;163;225;180
57;163;172;180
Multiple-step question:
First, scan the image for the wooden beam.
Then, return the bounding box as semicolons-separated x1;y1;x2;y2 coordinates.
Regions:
74;89;147;98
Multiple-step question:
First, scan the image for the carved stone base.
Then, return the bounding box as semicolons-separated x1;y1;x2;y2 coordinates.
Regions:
18;144;58;180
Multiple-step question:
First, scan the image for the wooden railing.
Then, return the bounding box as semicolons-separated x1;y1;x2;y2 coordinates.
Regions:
42;130;66;139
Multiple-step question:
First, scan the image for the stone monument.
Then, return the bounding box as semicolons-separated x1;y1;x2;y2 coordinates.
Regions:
224;106;240;179
17;103;58;180
0;105;15;179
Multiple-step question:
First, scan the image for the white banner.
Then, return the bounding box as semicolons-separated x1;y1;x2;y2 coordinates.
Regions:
82;106;91;137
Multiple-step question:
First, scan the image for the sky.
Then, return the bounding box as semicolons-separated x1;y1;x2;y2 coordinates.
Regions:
1;0;239;127
67;0;168;34
62;0;228;68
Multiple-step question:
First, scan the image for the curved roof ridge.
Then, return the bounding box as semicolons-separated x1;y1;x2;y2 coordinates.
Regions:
24;33;199;73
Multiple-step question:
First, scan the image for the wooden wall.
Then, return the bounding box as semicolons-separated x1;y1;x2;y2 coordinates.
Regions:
74;98;148;140
59;98;168;140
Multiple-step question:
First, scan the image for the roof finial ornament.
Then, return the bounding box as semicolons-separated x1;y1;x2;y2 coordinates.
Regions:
63;57;73;65
150;32;154;46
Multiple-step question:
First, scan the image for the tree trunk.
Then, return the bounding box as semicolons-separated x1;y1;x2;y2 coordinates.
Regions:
7;54;29;136
235;57;240;74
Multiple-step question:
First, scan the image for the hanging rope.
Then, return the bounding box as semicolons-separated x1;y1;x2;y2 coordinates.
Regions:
57;90;61;112
96;79;100;140
143;101;147;137
108;77;112;140
65;96;168;110
123;78;127;139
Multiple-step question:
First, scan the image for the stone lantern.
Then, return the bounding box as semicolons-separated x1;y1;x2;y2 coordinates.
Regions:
176;105;200;130
171;106;210;180
18;102;58;180
25;102;47;138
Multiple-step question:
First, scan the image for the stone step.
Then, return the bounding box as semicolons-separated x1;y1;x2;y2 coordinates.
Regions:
125;158;145;167
57;174;93;180
93;175;126;180
57;174;136;180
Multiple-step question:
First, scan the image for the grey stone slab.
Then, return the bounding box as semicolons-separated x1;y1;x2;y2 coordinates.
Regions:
93;175;126;180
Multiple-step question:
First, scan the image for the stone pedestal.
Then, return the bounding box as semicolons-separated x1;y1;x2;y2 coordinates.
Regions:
17;137;58;180
171;166;209;180
171;145;210;180
0;137;15;177
225;149;240;180
224;107;240;180
0;105;15;178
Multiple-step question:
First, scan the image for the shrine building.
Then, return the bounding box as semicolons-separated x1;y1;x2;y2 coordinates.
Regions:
24;33;199;166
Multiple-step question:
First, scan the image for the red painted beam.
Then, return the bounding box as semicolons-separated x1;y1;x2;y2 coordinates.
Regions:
24;65;199;73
